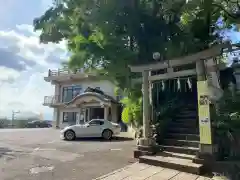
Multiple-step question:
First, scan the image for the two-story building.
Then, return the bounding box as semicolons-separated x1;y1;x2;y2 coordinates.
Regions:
43;68;121;129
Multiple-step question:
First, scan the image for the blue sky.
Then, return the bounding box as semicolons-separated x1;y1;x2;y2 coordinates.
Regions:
0;0;67;120
0;1;240;120
0;0;44;29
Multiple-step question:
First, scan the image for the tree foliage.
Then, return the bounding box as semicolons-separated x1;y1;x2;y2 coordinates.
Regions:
121;90;143;126
34;0;240;124
214;91;240;160
34;0;240;84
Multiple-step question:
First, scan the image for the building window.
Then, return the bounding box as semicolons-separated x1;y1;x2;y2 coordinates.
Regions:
62;85;82;102
63;112;78;123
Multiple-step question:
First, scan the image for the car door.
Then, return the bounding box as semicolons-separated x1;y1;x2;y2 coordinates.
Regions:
86;120;105;137
74;124;88;137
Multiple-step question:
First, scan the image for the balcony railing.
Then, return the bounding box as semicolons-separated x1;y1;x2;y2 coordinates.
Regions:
43;95;60;105
48;68;84;77
43;94;82;106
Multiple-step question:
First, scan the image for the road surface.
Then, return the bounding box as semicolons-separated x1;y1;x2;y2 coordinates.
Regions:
0;128;136;180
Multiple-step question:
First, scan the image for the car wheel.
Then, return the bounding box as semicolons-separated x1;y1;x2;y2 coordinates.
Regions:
64;130;76;141
102;129;113;140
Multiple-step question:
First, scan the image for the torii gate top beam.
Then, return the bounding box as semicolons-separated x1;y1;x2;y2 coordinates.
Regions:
129;43;234;73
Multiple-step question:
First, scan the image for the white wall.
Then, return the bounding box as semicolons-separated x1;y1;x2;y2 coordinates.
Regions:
58;107;80;129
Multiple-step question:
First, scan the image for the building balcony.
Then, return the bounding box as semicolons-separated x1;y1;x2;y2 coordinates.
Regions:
43;95;62;107
44;68;98;83
49;68;84;76
43;94;83;107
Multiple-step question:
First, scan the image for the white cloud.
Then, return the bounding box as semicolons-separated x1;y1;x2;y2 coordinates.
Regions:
16;24;35;34
0;24;68;120
0;67;20;82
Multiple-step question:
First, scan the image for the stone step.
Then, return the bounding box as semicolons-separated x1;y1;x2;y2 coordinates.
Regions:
170;121;198;129
181;106;197;109
159;145;199;155
168;127;198;134
172;118;198;124
181;107;197;110
178;113;197;117
163;139;199;148
178;113;197;118
137;145;157;153
167;133;200;141
178;110;197;114
134;149;155;158
139;155;203;175
159;151;196;160
175;114;197;119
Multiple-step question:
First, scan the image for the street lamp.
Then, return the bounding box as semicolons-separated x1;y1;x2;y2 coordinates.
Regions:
153;52;161;61
153;52;170;67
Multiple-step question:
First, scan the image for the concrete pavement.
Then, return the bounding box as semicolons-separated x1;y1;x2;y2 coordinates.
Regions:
94;162;212;180
0;128;136;180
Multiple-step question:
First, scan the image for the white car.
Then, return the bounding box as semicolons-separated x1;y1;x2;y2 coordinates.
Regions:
60;119;121;141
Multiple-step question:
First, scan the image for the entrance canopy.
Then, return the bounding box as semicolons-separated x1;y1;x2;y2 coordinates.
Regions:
65;88;119;108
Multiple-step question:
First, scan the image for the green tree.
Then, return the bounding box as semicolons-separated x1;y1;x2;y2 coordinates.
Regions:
34;0;240;79
34;0;240;125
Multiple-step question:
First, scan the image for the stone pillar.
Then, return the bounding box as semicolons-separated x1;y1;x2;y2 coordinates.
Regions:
78;106;84;124
196;60;206;81
83;108;86;123
76;108;81;125
104;106;109;120
149;71;153;124
205;58;223;100
143;70;150;138
137;71;155;150
87;108;91;122
53;83;61;128
54;84;60;102
196;60;217;161
53;108;60;128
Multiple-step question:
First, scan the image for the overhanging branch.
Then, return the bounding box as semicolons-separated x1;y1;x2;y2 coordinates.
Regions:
212;3;238;19
224;0;240;9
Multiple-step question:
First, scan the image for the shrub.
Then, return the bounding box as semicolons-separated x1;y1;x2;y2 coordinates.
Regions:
214;91;240;160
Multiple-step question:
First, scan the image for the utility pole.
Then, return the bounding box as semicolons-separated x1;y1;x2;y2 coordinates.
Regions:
0;81;4;118
11;110;20;128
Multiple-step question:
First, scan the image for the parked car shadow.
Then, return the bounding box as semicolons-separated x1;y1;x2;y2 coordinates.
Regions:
70;136;134;142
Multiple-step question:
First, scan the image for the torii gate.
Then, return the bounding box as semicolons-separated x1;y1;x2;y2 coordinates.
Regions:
129;42;239;159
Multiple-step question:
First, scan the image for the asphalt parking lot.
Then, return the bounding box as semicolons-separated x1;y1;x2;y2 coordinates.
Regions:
0;128;136;180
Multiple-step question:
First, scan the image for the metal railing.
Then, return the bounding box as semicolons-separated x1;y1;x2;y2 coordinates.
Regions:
43;95;60;105
48;68;84;77
43;94;82;105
